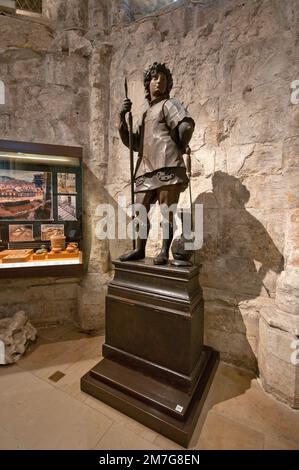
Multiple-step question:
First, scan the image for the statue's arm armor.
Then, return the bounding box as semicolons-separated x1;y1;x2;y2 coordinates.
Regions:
178;120;194;151
163;98;195;151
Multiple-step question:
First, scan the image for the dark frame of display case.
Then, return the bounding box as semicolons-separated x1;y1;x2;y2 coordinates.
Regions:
0;139;84;278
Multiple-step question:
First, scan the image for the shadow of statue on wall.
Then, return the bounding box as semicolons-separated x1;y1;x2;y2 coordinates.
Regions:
194;171;284;371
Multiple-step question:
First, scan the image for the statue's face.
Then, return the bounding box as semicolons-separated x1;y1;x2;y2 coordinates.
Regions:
149;72;167;101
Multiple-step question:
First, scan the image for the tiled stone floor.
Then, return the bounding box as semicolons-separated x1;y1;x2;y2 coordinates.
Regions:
0;325;299;450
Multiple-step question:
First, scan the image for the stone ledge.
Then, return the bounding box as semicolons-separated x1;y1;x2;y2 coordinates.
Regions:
259;317;299;409
260;306;299;336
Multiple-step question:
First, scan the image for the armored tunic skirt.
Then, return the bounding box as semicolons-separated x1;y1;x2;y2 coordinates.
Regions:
119;96;194;192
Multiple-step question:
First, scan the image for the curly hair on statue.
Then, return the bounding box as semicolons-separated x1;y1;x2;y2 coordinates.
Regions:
143;62;173;101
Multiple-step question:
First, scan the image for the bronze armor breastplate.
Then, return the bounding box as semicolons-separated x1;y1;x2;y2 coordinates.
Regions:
135;99;185;179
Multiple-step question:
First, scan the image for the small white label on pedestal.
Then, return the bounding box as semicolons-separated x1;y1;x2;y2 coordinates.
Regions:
175;405;183;413
0;340;5;365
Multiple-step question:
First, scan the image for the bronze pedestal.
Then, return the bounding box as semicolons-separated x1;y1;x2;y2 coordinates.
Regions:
81;259;219;447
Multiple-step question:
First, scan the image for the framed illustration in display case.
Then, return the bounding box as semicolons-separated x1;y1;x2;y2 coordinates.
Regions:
57;173;77;194
40;224;65;241
9;224;34;242
0;169;53;221
57;195;77;221
0;140;83;278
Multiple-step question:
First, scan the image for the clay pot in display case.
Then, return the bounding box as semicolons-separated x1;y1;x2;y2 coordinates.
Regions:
50;235;66;253
66;242;78;253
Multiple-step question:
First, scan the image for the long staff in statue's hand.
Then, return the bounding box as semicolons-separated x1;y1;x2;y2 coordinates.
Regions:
125;78;136;249
186;145;193;232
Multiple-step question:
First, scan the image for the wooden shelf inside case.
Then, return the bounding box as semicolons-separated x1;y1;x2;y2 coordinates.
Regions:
0;251;83;278
47;250;80;259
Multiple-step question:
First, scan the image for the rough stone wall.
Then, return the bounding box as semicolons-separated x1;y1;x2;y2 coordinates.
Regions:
43;0;88;31
0;277;78;326
0;6;90;327
107;0;299;395
129;0;180;19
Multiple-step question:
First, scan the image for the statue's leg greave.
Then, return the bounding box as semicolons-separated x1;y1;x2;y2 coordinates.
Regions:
119;217;150;262
154;221;173;265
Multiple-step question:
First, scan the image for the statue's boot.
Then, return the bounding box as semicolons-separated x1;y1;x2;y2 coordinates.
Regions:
154;222;173;265
119;219;149;262
119;241;146;262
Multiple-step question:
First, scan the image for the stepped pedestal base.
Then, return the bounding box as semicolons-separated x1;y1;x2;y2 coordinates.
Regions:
81;259;219;447
81;348;219;447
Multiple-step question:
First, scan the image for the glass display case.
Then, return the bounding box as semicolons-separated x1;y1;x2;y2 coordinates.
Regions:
0;140;83;278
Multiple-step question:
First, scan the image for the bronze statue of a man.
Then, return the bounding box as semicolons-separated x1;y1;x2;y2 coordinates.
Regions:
118;62;195;265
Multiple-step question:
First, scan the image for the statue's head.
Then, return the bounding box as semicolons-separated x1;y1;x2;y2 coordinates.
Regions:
144;62;173;102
